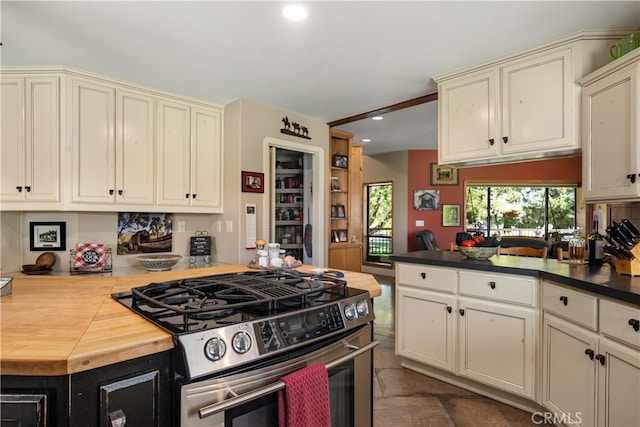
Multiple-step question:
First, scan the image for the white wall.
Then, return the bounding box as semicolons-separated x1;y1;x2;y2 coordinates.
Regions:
362;151;408;277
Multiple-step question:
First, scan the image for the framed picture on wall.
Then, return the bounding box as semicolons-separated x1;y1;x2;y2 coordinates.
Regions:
442;204;461;227
242;171;264;193
29;221;66;251
430;163;458;186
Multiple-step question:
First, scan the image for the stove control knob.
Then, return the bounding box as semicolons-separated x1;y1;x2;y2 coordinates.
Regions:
204;337;226;361
356;300;369;316
232;331;252;354
344;303;357;321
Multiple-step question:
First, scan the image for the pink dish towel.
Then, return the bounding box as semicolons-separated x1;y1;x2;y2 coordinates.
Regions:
278;363;331;427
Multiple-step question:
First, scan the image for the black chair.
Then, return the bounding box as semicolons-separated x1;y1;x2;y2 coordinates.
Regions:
416;230;440;251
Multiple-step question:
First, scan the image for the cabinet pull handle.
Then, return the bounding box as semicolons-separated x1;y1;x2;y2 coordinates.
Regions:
584;348;595;360
627;174;637;184
25;186;31;192
459;309;465;316
489;281;496;289
629;318;640;332
446;306;452;313
502;136;509;144
489;138;495;146
16;186;22;192
559;296;568;306
420;272;426;279
109;189;114;195
595;354;606;366
118;189;123;196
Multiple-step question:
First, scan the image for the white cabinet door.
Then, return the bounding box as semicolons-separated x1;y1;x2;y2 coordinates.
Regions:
438;69;499;164
396;287;456;372
1;76;59;204
157;98;191;207
71;78;115;204
542;314;598;427
458;297;536;398
115;90;155;206
190;106;222;209
501;48;574;155
582;58;639;202
597;338;640;427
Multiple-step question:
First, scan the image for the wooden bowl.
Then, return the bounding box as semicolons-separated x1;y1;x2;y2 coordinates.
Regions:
35;252;56;269
22;264;50;272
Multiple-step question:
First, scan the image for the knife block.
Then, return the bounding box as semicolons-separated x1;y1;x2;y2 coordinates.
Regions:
615;241;640;276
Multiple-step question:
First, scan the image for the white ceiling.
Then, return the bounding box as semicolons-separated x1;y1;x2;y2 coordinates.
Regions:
2;1;638;155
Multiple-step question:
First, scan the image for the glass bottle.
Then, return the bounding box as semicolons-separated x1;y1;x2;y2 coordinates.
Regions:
588;217;604;266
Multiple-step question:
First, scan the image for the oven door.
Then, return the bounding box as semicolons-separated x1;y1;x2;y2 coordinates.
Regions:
179;323;376;427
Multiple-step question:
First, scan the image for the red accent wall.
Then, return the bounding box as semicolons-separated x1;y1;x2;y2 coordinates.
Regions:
407;151;582;251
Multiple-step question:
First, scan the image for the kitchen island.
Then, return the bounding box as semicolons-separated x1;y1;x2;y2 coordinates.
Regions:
1;265;381;426
390;250;640;427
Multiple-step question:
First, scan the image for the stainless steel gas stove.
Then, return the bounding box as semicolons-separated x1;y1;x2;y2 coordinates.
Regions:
111;269;374;380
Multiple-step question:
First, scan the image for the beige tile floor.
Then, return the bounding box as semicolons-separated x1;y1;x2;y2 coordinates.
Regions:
372;275;538;427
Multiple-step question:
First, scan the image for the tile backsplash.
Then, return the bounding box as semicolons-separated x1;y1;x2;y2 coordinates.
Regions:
609;203;640;226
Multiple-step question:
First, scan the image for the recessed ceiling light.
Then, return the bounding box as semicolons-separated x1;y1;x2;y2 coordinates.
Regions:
362;138;372;143
371;116;383;121
282;4;308;20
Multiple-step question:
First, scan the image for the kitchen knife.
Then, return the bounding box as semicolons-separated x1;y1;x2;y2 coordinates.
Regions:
614;222;636;247
622;218;640;237
604;244;626;260
606;226;633;248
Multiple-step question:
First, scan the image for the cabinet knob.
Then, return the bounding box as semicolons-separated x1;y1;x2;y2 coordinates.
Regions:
192;193;197;199
584;348;594;360
489;138;495;146
16;186;22;193
559;296;568;306
420;272;426;280
446;306;452;313
628;318;640;332
626;174;637;184
489;281;496;289
118;189;123;196
502;136;509;144
185;193;190;199
459;309;465;316
595;354;606;366
109;189;114;195
25;186;31;192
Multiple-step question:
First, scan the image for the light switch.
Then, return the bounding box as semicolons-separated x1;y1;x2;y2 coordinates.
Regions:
416;220;425;227
177;221;186;232
216;220;222;233
226;220;233;233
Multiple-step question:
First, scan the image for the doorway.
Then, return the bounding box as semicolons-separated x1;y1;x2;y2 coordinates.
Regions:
365;182;392;265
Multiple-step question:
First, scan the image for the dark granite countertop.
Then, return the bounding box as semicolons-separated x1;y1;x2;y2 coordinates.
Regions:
390;251;640;306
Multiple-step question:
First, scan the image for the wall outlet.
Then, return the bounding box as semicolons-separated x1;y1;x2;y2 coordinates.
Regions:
216;220;222;233
416;220;425;227
177;221;186;232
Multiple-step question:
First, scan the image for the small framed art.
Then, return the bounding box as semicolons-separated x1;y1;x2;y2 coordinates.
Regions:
430;163;459;186
30;221;66;251
442;204;461;227
332;229;348;243
331;177;341;191
332;154;348;169
242;171;264;193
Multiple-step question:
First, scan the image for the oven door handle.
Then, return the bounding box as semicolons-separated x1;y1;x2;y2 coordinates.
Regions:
198;340;379;419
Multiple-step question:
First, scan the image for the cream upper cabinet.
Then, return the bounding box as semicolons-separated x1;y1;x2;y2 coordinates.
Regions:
157;99;222;211
1;75;60;207
581;50;640;203
71;78;154;207
436;32;623;167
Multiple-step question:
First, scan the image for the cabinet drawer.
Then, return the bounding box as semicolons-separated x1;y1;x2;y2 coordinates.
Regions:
458;271;536;306
600;299;640;348
542;282;597;330
396;263;456;293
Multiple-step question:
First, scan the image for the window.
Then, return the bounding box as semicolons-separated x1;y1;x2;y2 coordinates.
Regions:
465;185;576;239
365;182;392;264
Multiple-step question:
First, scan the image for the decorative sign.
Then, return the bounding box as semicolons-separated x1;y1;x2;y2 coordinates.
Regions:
190;231;212;256
280;116;311;140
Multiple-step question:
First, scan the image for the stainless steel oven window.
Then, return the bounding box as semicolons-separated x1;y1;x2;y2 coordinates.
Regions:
181;323;374;427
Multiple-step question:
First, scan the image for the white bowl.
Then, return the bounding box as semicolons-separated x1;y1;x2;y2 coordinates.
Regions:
458;246;498;260
137;254;182;271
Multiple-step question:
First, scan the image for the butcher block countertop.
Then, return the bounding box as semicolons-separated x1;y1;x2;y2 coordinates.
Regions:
1;265;381;377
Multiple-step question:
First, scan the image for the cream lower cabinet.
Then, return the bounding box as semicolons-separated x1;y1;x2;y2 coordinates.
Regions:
156;99;222;211
580;50;640;203
0;74;60;207
70;78;154;207
396;263;537;400
542;282;640;427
